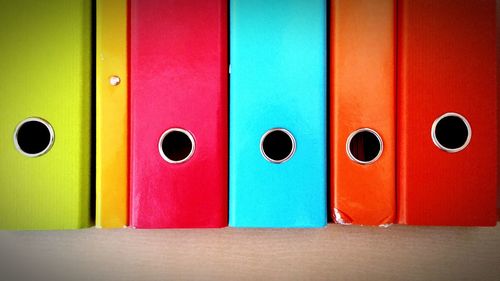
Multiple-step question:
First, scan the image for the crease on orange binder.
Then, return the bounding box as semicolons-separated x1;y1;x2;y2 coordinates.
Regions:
397;0;497;226
331;0;396;226
96;0;129;228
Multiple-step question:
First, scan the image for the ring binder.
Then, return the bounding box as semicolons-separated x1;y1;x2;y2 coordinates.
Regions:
397;0;497;226
130;0;228;228
96;0;129;228
0;0;92;230
229;0;327;228
330;0;396;226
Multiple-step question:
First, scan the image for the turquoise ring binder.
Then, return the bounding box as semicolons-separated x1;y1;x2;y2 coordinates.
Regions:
229;0;327;228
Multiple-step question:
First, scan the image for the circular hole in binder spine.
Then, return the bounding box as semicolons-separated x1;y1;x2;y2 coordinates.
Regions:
431;113;471;153
346;128;383;165
159;128;195;164
260;128;296;164
14;118;55;157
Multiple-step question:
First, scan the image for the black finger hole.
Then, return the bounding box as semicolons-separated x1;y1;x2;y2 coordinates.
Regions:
159;129;195;163
432;114;471;152
15;118;54;157
261;129;296;163
347;129;383;164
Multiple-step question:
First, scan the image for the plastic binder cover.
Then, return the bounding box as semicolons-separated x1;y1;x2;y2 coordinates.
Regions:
130;0;228;228
229;0;327;228
0;0;92;230
397;0;497;226
331;0;396;226
96;0;128;228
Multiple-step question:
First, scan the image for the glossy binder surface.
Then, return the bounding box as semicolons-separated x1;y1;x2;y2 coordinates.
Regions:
96;0;128;228
130;0;228;228
397;0;497;226
0;0;92;230
331;0;395;226
229;0;327;228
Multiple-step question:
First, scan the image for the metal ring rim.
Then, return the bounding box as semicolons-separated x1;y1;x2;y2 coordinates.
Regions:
14;117;55;158
345;128;384;165
260;128;296;164
158;128;196;164
431;112;472;153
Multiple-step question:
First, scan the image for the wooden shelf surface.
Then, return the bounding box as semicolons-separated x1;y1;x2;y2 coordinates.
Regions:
1;225;499;281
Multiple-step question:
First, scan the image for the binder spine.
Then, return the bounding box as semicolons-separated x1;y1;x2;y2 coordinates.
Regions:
397;0;497;226
331;0;396;226
229;0;327;228
0;0;92;230
96;0;129;228
130;0;228;228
